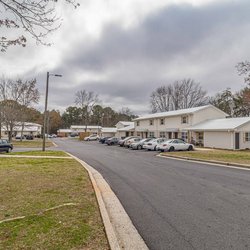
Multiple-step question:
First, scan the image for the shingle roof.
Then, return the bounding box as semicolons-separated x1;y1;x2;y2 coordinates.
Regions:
133;105;226;121
116;121;134;126
117;124;135;131
101;127;117;133
187;117;250;131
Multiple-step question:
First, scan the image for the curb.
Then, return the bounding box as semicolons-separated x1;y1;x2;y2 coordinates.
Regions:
158;154;250;170
67;152;149;250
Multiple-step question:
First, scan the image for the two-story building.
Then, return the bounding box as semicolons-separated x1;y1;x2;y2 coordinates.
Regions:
133;105;228;142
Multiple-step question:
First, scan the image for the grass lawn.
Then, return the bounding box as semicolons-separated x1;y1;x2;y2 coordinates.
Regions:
12;139;54;148
0;157;109;250
162;149;250;165
9;150;68;157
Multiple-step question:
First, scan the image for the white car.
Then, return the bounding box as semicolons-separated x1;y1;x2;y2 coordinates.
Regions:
158;139;194;152
143;138;166;151
124;137;141;148
84;134;99;141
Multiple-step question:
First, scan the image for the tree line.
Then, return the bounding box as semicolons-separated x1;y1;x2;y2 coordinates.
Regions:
1;60;250;141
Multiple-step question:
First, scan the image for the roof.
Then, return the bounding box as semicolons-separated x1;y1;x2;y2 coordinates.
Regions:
186;117;250;131
133;105;227;121
117;124;135;131
101;127;117;133
116;121;134;126
57;129;72;133
70;125;102;129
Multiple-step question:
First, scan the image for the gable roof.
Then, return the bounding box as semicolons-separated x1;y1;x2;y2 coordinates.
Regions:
116;121;134;126
133;105;226;121
117;124;135;131
187;117;250;131
101;127;117;133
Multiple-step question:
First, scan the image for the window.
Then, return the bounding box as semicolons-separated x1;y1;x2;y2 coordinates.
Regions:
198;132;203;140
159;132;166;138
149;132;154;138
245;132;250;141
149;119;154;126
137;132;140;137
131;132;134;136
181;116;188;124
136;121;140;126
160;118;164;125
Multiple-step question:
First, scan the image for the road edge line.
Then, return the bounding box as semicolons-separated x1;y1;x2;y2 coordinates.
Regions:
157;154;250;171
67;152;149;250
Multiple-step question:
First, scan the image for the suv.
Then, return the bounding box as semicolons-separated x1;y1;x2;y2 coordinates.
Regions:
84;134;99;141
0;139;13;153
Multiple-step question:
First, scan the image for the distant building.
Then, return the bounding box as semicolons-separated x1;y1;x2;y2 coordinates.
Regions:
115;121;135;138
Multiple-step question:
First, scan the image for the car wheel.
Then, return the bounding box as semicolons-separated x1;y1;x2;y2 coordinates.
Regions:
188;145;193;151
154;146;157;151
138;145;142;150
169;146;174;152
6;148;11;153
161;149;164;152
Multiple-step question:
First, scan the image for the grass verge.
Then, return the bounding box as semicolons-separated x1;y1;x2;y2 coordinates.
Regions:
0;157;109;250
9;150;68;157
161;149;250;165
12;139;54;148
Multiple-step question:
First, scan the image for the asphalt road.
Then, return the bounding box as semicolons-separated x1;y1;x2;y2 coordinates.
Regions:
54;138;250;250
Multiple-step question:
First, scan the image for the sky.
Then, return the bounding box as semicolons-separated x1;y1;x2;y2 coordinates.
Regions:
1;0;250;115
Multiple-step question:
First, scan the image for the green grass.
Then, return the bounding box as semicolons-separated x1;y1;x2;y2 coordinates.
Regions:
10;150;68;157
0;158;109;250
12;139;54;148
162;149;250;165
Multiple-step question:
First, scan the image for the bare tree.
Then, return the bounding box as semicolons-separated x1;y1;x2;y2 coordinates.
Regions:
236;61;250;85
75;90;99;132
0;77;40;141
0;0;79;52
150;79;208;113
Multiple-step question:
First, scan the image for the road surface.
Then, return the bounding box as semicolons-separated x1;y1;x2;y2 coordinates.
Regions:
55;138;250;250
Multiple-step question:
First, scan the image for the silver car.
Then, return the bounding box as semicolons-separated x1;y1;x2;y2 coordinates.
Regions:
158;139;194;152
131;138;153;150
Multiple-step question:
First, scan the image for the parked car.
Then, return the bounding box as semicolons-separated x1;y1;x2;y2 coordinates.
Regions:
15;134;25;140
84;134;100;141
143;138;166;151
118;136;139;147
0;139;13;153
124;137;141;148
50;134;57;138
25;135;34;140
106;137;119;145
99;137;111;144
158;139;194;152
130;138;153;150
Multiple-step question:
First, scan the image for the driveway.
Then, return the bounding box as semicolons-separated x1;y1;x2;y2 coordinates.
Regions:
54;138;250;250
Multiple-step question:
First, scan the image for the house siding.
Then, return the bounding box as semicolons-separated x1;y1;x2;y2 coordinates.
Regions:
204;131;234;149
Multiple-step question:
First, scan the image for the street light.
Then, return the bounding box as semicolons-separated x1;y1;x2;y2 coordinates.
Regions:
42;72;62;151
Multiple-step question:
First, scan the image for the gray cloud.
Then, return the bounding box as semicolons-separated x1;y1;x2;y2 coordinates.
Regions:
5;0;250;115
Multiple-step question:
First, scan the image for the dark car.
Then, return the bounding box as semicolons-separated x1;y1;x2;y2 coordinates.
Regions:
0;139;13;153
99;137;111;144
26;135;34;140
106;137;119;145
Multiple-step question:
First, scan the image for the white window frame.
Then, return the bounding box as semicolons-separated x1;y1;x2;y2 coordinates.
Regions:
245;132;250;142
160;118;165;125
149;132;154;138
181;116;188;124
149;119;154;126
159;131;166;138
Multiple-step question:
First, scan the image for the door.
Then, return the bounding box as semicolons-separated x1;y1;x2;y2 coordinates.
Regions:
235;132;240;150
174;132;178;139
168;132;172;139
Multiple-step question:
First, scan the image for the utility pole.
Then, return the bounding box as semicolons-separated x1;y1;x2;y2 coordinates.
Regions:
42;72;62;151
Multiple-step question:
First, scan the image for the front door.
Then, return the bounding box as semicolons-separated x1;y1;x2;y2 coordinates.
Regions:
174;132;178;139
168;132;172;139
235;132;240;150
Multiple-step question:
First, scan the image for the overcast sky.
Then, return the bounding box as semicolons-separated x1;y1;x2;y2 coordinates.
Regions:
1;0;250;115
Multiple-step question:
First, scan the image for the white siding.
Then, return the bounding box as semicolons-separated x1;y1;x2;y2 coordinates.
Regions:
192;107;226;125
238;122;250;149
204;131;234;149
